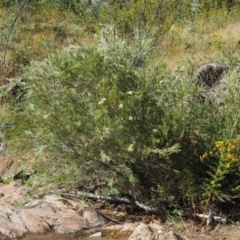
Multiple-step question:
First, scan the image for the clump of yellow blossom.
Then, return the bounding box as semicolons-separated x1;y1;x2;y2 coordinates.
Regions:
200;139;239;164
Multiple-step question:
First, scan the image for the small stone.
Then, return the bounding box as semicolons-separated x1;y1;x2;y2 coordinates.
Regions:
89;231;102;238
157;229;164;234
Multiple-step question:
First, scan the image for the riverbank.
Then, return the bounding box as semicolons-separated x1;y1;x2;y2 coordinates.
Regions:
0;179;240;240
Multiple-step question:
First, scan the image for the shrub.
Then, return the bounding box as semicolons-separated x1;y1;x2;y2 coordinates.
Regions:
4;22;240;217
6;26;186;200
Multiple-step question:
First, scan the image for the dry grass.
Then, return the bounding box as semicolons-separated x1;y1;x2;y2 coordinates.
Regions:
160;6;240;71
0;4;240;78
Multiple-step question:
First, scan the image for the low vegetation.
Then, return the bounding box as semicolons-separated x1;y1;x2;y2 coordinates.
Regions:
1;0;240;221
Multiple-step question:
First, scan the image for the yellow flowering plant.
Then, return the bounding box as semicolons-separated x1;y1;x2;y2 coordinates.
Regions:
201;139;239;164
200;138;240;206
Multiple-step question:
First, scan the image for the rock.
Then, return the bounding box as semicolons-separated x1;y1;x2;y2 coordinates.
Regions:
128;223;184;240
28;195;106;231
204;80;227;105
120;223;138;233
83;207;106;228
89;231;102;237
148;221;164;231
196;62;228;88
103;224;124;231
55;208;85;234
0;183;185;240
103;223;139;237
27;202;61;227
0;180;26;207
128;223;154;240
157;229;164;234
0;190;107;239
17;208;50;233
0;205;27;238
195;62;229;104
155;230;184;240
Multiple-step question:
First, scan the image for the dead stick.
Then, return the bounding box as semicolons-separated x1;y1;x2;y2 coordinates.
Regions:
195;213;226;223
61;191;160;215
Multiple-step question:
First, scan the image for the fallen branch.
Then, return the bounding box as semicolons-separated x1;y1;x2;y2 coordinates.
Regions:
61;190;160;215
95;209;119;225
195;213;226;223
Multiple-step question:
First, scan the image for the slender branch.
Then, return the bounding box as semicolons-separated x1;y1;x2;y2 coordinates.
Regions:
1;0;32;69
61;190;160;215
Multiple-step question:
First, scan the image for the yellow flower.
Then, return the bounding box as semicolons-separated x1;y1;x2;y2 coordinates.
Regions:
127;144;134;152
228;144;236;152
215;141;224;148
219;147;225;152
226;153;233;161
225;153;238;162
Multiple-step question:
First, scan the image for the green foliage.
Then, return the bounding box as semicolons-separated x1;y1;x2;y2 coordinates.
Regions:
2;0;240;219
5;23;240;216
6;26;184;199
199;71;240;209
